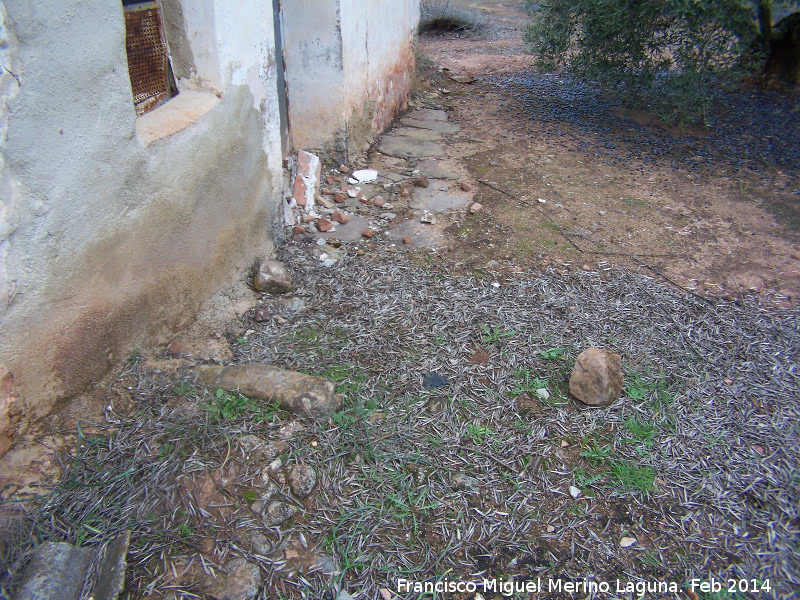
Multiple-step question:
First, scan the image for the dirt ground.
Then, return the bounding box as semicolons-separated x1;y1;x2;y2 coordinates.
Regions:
415;0;800;308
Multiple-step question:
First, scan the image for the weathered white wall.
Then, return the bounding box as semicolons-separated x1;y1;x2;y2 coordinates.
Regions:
282;0;419;158
0;0;284;455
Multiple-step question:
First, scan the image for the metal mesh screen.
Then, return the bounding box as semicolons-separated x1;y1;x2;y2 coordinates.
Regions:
124;5;170;116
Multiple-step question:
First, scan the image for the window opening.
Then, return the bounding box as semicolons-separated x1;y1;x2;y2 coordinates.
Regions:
122;0;177;116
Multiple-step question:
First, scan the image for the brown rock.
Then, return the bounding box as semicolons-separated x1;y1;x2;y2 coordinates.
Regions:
301;214;315;223
414;176;429;188
372;196;386;207
334;192;347;203
321;188;333;195
326;176;336;185
331;210;350;224
362;228;376;238
460;181;473;192
469;202;483;214
402;235;412;245
291;225;306;235
317;218;333;232
339;165;350;173
359;195;370;204
400;187;410;198
253;260;292;294
568;348;624;407
254;307;272;322
196;364;341;419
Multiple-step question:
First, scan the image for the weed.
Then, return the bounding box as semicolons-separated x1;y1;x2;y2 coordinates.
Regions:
480;324;516;344
173;380;191;397
580;444;614;463
609;461;656;493
511;369;548;395
624;418;657;445
574;466;603;488
236;336;248;345
419;0;486;36
624;195;648;207
157;442;174;460
176;523;193;539
539;347;564;360
466;423;492;444
211;388;250;420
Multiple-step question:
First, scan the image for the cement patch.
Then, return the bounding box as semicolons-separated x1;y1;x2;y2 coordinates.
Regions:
399;118;459;134
377;136;445;159
409;184;470;213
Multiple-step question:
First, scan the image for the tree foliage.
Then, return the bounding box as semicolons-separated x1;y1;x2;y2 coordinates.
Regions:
524;0;800;125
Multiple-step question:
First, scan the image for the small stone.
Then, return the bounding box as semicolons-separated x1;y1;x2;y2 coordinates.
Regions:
337;592;355;600
288;464;317;498
414;176;429;188
360;195;371;204
469;202;483;214
351;169;378;183
321;188;333;195
254;307;272;322
207;558;261;600
420;210;436;224
380;589;393;600
560;439;569;447
264;501;297;526
538;198;547;203
301;214;315;223
334;192;347;203
339;165;349;173
426;397;445;413
372;196;386;207
250;501;263;515
326;176;336;185
331;210;350;224
452;473;479;490
317;194;335;208
362;228;376;238
402;235;412;245
569;348;624;407
422;372;449;388
316;237;327;246
347;189;359;198
253;260;292;294
535;388;550;401
620;536;637;548
582;264;592;271
546;525;555;533
460;181;472;192
400;187;410;198
356;249;366;256
317;218;334;232
569;485;582;499
380;212;396;220
291;225;306;235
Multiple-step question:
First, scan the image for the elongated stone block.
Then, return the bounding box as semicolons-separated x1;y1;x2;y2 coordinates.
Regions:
16;542;92;600
197;364;340;418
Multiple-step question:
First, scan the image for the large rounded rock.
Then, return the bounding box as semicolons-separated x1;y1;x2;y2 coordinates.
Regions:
569;348;624;407
253;260;292;294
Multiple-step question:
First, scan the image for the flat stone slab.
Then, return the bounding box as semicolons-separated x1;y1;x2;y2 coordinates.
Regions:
416;159;459;180
408;108;449;121
318;214;372;242
400;118;459;134
377;135;445;159
197;364;341;419
393;127;443;142
16;542;93;600
410;184;470;213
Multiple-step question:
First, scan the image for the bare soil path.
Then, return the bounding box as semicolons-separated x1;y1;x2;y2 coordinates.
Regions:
416;0;800;308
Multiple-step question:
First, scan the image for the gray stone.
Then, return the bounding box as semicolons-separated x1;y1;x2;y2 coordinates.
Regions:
410;108;449;121
385;218;443;249
569;348;624;407
288;464;317;498
452;473;480;490
16;541;92;600
264;501;298;526
90;530;131;600
318;214;372;242
393;127;444;141
206;558;261;600
399;118;459;134
417;160;459;180
196;364;341;419
410;185;471;213
377;135;445;159
253;260;292;294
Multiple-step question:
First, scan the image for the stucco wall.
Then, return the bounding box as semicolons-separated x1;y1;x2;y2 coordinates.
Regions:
0;0;284;455
282;0;419;158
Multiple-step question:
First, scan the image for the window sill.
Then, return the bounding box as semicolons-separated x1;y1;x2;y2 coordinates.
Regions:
135;90;220;145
